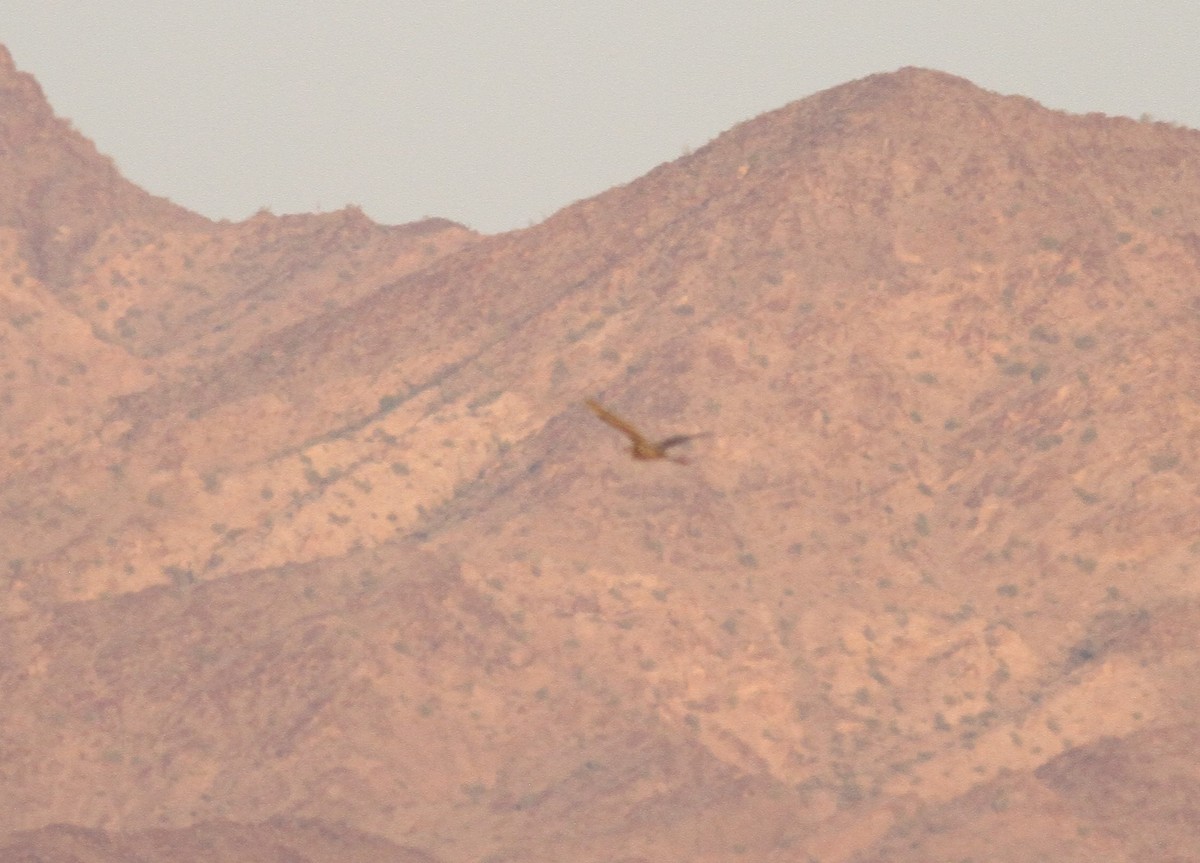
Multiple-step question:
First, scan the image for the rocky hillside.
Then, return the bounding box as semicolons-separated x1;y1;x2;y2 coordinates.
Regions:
1;44;1197;862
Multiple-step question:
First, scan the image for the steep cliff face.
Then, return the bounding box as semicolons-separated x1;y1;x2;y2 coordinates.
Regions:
1;47;1198;863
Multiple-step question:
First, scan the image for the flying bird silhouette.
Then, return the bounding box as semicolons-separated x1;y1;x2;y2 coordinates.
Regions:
585;398;707;464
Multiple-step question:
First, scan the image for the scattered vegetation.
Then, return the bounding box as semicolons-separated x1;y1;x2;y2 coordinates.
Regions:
1148;451;1180;472
1073;487;1100;504
378;392;405;413
1034;434;1062;451
467;389;504;412
1029;324;1060;343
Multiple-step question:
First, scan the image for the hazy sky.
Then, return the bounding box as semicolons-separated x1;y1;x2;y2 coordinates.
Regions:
7;2;1199;233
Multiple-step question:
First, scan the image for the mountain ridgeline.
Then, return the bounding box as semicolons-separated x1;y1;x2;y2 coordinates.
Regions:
2;44;1198;862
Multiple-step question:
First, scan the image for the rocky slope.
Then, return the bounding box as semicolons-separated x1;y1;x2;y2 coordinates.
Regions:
1;44;1197;861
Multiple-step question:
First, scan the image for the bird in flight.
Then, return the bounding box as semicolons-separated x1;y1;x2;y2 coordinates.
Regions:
585;398;708;464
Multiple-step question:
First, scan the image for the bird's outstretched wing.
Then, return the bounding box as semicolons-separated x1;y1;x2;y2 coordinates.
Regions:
585;398;651;446
656;433;708;452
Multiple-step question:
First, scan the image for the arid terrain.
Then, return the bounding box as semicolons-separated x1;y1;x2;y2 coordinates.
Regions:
2;43;1198;862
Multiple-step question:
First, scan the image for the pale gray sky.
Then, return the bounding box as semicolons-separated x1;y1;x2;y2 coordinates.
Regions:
6;2;1199;233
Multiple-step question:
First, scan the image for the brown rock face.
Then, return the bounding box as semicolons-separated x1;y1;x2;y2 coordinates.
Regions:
1;44;1197;862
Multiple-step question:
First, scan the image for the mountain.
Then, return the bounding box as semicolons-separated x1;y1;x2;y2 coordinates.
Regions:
0;819;440;863
1;43;1197;862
